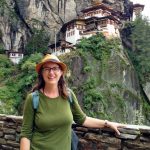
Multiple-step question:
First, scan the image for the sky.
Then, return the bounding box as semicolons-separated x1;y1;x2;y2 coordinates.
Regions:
130;0;150;19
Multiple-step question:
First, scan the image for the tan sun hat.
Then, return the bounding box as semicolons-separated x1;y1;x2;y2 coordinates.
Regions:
36;54;67;73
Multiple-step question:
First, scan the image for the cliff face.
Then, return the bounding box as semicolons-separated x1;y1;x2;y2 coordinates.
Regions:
62;44;149;124
0;0;127;51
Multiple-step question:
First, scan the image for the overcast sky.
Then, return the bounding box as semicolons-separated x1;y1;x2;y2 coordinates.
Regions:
130;0;150;19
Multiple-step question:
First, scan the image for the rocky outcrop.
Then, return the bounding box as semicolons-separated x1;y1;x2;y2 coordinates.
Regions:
0;114;150;150
63;47;149;124
143;83;150;103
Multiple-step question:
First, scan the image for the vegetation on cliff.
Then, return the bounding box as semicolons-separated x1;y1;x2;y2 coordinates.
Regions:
122;16;150;84
62;33;147;124
121;16;150;123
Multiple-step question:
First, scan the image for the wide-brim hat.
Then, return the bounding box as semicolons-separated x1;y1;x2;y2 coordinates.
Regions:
36;54;67;73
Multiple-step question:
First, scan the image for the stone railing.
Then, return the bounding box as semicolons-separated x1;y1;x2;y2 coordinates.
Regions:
0;114;150;150
0;114;22;150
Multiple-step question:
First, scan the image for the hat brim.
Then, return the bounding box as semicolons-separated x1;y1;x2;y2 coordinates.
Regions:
36;59;67;74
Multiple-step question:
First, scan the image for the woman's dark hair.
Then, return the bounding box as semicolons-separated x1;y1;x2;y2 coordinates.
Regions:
32;65;68;99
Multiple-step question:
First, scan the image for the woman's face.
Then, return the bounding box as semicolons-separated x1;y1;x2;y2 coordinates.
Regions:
42;62;63;86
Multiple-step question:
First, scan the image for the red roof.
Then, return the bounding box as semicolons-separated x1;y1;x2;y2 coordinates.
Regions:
133;3;144;11
133;4;144;8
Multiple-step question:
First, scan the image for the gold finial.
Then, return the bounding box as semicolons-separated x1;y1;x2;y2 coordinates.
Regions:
91;0;102;6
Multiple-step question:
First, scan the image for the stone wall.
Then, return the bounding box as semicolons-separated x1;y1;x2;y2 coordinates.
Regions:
0;114;150;150
0;115;22;150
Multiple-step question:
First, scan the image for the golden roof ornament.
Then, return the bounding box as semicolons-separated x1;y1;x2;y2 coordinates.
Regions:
91;0;102;6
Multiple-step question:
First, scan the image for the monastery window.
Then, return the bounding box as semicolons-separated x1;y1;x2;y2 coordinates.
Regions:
78;25;81;30
79;31;83;34
102;10;105;15
18;54;22;56
100;20;107;27
99;10;102;13
11;53;15;56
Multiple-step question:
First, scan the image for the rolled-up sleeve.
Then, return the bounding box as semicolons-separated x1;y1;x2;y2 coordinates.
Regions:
70;90;86;125
20;94;34;140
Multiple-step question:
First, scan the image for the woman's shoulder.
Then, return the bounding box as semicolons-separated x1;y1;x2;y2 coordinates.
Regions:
25;92;33;101
67;88;74;94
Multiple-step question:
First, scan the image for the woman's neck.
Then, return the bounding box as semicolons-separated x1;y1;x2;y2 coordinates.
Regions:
41;84;59;98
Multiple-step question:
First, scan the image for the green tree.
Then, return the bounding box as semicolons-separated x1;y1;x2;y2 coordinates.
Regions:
0;53;43;114
129;16;150;83
0;54;15;81
25;28;50;55
0;43;5;54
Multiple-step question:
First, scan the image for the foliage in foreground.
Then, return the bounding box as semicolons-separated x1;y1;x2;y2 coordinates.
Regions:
0;53;42;114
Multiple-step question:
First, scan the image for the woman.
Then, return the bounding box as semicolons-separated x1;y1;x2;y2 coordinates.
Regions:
20;54;124;150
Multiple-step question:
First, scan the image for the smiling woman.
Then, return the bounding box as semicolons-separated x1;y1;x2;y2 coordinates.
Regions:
20;54;125;150
41;62;63;91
